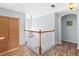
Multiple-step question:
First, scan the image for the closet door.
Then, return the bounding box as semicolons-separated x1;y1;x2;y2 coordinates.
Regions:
0;16;9;52
9;17;19;49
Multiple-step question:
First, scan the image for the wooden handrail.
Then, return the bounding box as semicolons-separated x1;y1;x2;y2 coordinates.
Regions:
24;29;55;33
41;29;55;33
24;30;39;33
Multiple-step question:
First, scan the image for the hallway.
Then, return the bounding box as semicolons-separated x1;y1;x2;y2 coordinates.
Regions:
1;41;79;56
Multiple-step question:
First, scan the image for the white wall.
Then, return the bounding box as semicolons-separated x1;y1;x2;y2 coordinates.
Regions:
61;14;77;43
32;13;55;30
0;7;25;45
25;18;32;42
55;13;61;44
26;13;55;54
25;14;32;29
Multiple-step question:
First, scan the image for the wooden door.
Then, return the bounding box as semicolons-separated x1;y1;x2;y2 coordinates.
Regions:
0;16;9;52
9;17;19;49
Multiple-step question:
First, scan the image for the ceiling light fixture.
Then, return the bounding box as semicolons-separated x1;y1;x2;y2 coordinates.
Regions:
51;5;55;8
67;3;78;10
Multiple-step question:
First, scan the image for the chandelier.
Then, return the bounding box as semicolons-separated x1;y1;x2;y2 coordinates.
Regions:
67;3;77;10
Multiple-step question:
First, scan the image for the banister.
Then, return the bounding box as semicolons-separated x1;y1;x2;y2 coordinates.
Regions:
24;29;55;55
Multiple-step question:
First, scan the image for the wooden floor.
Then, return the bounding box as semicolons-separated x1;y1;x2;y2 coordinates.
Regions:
0;44;37;56
43;41;78;56
1;41;79;56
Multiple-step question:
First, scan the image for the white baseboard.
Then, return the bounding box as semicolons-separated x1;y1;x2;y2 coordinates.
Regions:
62;39;77;44
55;41;62;45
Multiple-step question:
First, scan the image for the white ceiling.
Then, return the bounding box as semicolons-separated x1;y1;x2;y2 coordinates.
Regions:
0;3;78;18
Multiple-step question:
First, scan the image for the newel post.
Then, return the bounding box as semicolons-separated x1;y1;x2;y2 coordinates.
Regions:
39;29;42;55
